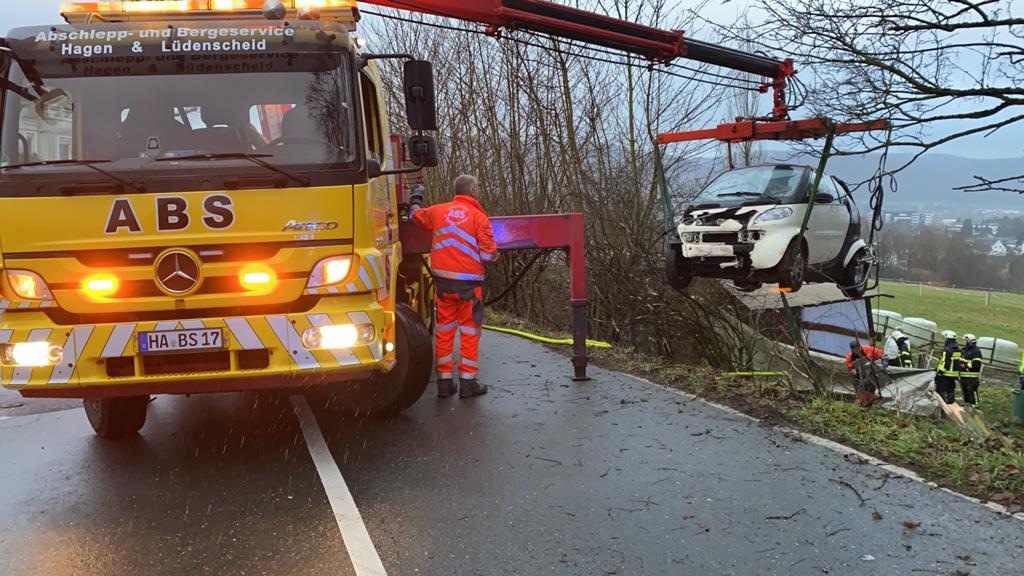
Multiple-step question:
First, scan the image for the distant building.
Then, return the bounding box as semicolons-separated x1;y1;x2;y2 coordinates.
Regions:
990;240;1008;257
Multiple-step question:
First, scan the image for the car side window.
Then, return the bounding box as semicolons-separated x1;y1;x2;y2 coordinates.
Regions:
816;175;839;203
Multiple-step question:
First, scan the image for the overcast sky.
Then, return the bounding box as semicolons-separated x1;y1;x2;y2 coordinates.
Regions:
4;0;1022;160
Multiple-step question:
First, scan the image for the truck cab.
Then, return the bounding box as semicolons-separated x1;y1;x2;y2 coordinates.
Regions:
0;0;437;437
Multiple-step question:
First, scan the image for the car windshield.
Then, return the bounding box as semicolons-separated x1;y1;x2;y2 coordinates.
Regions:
692;165;807;205
0;22;358;196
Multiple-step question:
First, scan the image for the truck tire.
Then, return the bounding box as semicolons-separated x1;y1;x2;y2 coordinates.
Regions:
84;396;149;439
354;303;433;417
777;240;806;293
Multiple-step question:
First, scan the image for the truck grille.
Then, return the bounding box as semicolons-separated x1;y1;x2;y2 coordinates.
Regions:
105;349;271;378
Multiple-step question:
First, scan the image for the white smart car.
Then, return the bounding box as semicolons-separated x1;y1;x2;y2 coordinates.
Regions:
666;164;873;297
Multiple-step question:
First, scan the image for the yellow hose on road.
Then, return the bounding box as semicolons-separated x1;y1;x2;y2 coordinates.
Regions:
483;325;613;349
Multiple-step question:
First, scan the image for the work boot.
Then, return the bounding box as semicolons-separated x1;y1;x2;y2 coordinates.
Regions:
437;378;457;399
459;378;488;399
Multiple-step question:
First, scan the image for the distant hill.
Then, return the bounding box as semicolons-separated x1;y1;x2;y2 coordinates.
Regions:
790;153;1024;211
678;152;1024;212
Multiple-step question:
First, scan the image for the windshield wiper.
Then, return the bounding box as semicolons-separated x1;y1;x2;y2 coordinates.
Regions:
0;159;146;194
717;191;781;205
157;153;311;188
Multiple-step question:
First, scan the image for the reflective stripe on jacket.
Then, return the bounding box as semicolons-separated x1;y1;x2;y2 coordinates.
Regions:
410;194;498;282
936;342;964;378
961;344;983;379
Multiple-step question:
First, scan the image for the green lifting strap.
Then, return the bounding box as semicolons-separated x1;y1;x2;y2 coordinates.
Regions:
781;125;836;391
796;125;837;242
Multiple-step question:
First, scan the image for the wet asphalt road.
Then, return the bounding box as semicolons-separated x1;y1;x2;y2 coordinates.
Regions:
2;332;1023;575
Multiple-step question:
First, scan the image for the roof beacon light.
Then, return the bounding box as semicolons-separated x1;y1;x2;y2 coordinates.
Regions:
262;0;286;19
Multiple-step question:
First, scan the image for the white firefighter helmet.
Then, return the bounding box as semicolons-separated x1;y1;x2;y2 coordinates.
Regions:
964;333;977;344
941;329;957;341
891;329;905;340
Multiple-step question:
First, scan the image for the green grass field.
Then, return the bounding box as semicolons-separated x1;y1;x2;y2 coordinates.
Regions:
871;281;1024;346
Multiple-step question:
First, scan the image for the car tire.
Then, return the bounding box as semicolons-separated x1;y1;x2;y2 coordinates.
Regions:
840;250;870;299
777;240;806;293
666;242;693;291
84;396;149;439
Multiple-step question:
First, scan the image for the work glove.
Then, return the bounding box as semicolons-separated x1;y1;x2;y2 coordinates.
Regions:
410;184;425;207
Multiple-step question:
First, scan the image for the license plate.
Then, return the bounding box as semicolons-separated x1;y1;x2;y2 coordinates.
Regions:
682;244;735;258
138;328;224;354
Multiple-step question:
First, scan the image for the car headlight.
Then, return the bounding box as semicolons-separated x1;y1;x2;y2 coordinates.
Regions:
752;207;794;225
682;232;699;243
307;256;356;288
5;270;53;300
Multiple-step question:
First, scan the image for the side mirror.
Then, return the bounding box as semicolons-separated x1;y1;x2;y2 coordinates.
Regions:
403;60;438;131
408;135;438;168
814;192;834;204
367;158;383;179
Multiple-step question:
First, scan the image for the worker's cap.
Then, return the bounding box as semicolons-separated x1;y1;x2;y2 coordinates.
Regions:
849;340;861;349
964;333;977;344
892;330;905;340
941;329;957;340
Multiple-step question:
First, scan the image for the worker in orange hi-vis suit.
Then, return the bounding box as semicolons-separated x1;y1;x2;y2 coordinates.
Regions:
409;175;499;399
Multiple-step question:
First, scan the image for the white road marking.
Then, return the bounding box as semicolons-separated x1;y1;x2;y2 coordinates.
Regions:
291;396;388;576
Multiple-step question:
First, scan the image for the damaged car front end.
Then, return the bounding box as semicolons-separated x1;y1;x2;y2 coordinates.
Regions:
666;164;814;291
677;204;799;276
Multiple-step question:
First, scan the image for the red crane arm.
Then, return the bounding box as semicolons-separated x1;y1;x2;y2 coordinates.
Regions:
359;0;796;120
359;0;885;140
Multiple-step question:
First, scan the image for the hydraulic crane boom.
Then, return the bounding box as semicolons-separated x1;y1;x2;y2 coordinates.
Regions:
360;0;796;121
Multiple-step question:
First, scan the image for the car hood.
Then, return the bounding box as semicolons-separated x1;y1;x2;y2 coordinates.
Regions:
679;204;775;232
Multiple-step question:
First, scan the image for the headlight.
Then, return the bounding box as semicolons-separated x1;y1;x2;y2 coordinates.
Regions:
301;324;375;350
6;270;53;300
1;342;63;367
752;206;794;225
307;256;355;288
682;232;699;243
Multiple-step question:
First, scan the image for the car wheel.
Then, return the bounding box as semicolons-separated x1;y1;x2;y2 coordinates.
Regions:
666;242;693;291
840;250;870;299
777;240;806;293
84;396;149;439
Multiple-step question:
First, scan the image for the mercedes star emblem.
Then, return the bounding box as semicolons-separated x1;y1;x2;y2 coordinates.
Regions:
154;250;201;295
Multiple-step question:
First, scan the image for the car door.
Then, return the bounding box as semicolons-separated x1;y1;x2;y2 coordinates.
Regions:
817;176;849;263
805;175;847;264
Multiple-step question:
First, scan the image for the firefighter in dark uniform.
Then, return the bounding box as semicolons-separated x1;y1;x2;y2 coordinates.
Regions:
896;333;914;368
960;333;983;406
935;330;964;405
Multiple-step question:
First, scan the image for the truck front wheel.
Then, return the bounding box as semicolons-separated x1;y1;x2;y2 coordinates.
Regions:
351;303;433;417
84;396;149;439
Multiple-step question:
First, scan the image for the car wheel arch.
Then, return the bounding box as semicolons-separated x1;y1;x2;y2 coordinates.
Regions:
842;239;869;267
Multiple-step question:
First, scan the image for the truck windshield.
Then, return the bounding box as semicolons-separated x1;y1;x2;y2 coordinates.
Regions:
0;44;356;196
691;165;808;206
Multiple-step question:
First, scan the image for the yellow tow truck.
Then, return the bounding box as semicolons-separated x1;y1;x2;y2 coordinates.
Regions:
0;0;437;437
